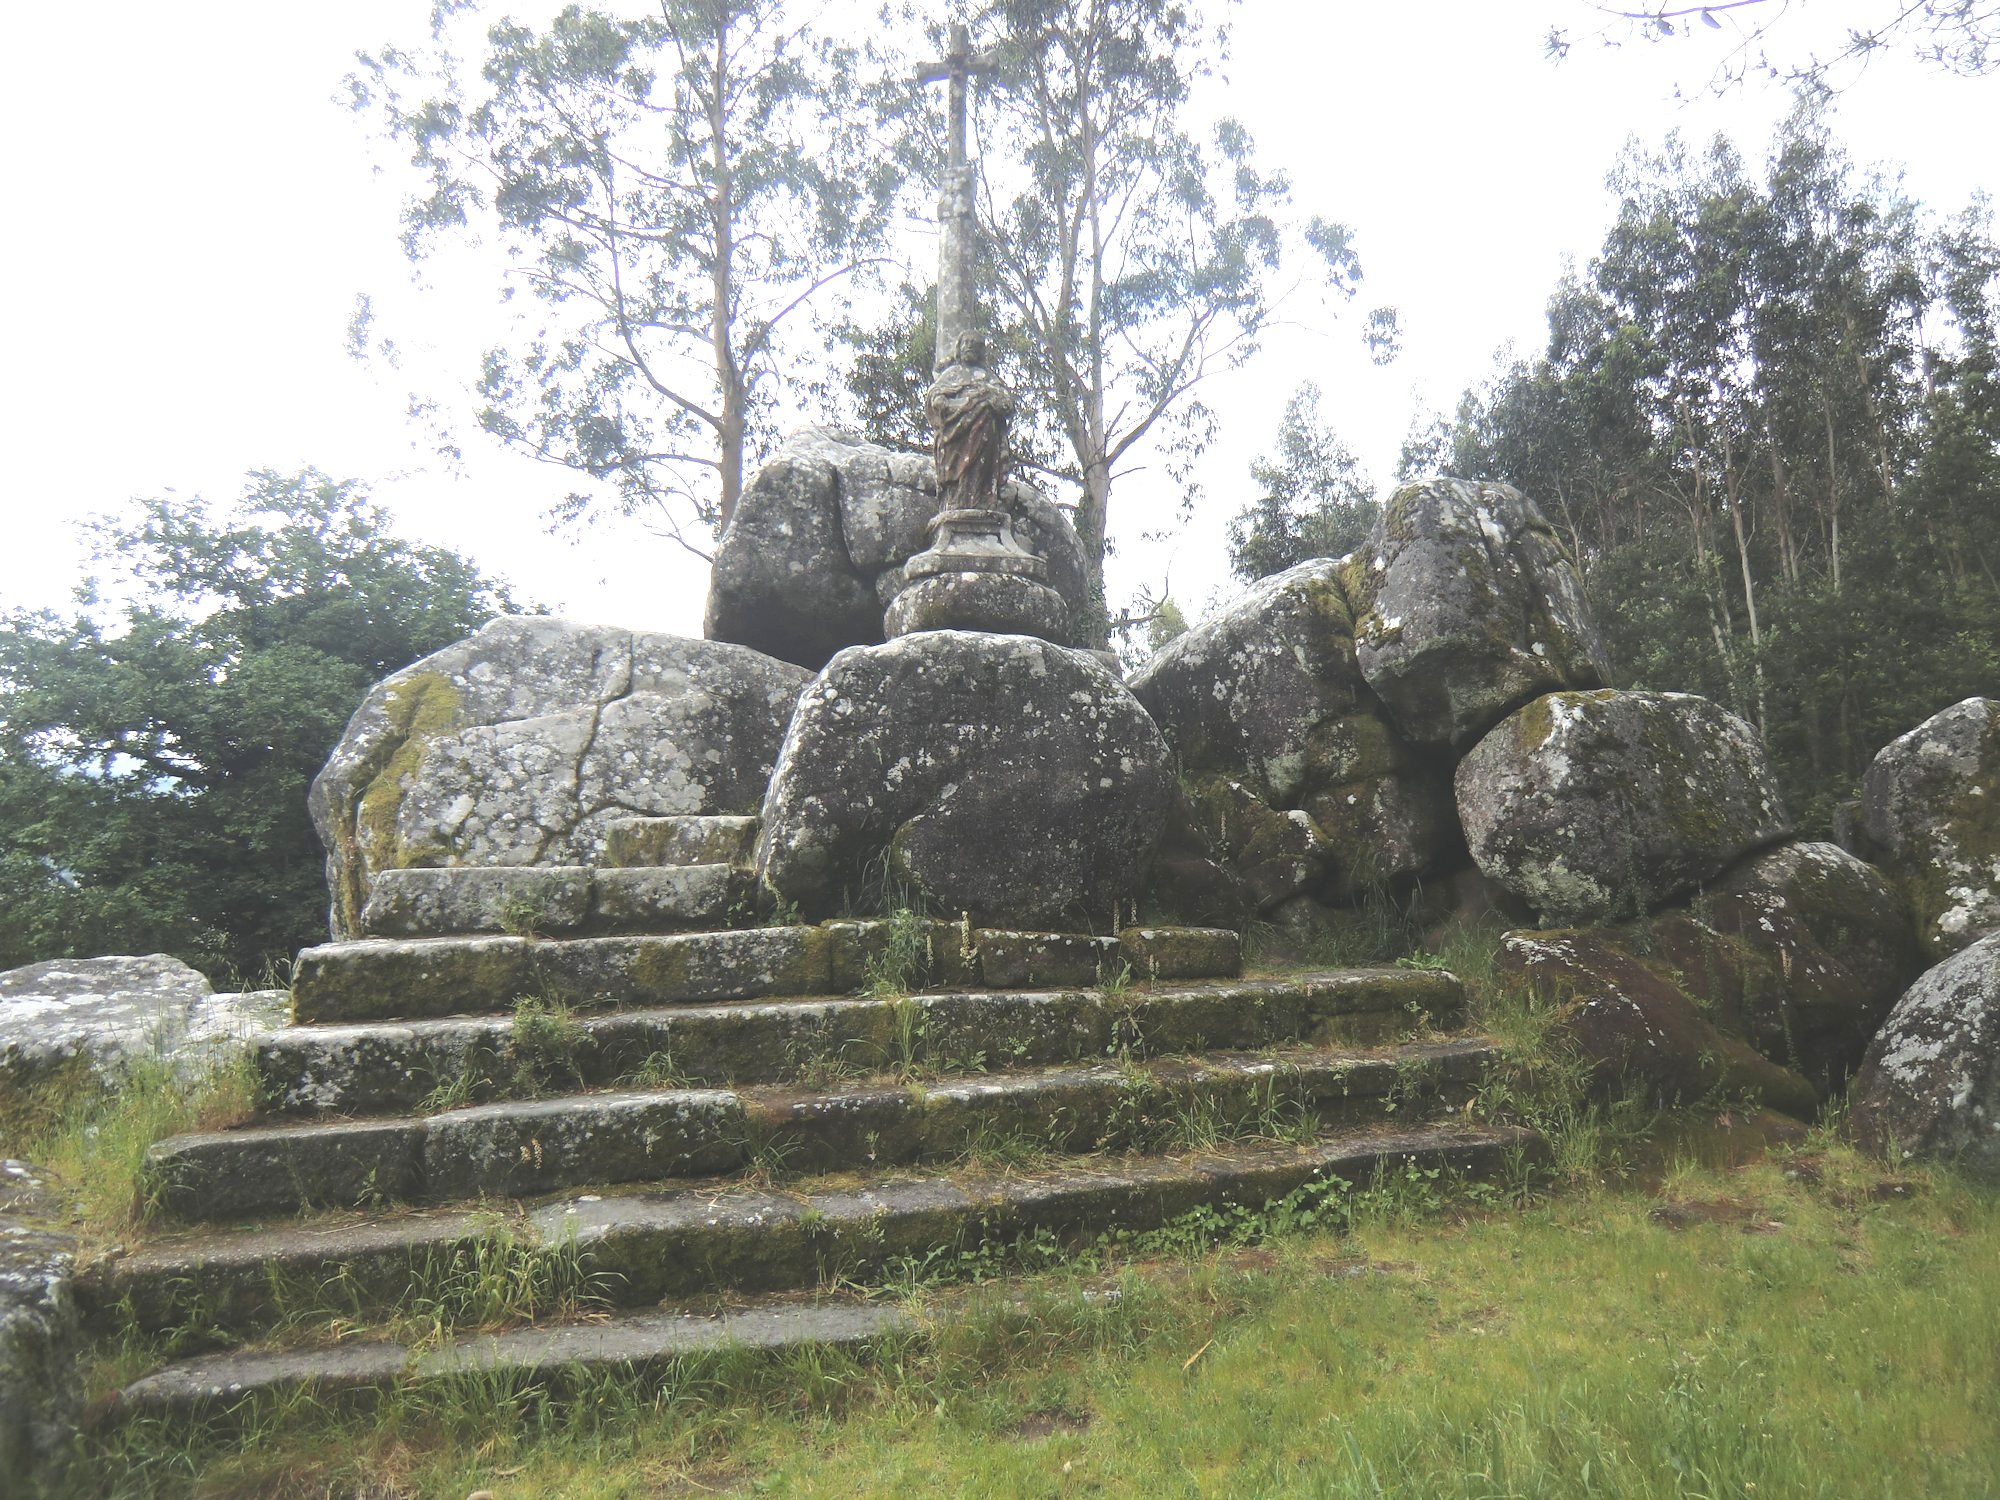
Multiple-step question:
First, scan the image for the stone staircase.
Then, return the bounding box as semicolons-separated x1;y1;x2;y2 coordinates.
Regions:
79;873;1536;1427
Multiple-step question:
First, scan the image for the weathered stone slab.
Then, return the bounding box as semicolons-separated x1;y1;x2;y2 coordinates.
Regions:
421;1091;745;1198
360;867;593;938
1350;478;1609;748
254;971;1466;1118
758;633;1173;926
145;1119;423;1221
1457;690;1791;925
603;815;762;870
1861;697;2000;959
974;931;1119;988
1851;930;2000;1181
310;618;808;938
111;1299;907;1426
1117;927;1242;982
289;928;836;1025
589;866;739;932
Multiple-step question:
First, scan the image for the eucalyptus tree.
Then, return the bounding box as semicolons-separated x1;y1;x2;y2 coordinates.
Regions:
1226;382;1377;581
352;2;896;557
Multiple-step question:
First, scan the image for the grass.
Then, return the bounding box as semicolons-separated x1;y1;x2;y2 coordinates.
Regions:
67;1139;2000;1498
13;1054;257;1243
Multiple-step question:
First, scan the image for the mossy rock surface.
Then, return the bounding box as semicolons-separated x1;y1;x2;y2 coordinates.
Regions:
1496;927;1819;1118
1457;689;1791;927
1852;928;2000;1182
1348;478;1609;750
310;618;809;940
1860;696;2000;960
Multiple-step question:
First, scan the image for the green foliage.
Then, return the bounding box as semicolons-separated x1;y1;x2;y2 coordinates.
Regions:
1228;381;1381;578
0;471;517;981
352;1;895;550
1403;102;2000;831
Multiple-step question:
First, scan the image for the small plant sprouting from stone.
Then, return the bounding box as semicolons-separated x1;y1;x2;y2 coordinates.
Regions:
866;903;932;999
499;894;550;938
620;1049;694;1090
510;993;588;1095
1096;960;1135;999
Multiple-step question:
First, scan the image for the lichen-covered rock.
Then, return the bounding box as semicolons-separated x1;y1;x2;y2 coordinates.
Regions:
757;633;1173;927
0;956;284;1122
1706;840;1920;1086
1129;559;1456;912
705;428;1093;670
310;618;809;939
1350;478;1609;748
0;1162;79;1498
1860;697;2000;960
1457;690;1791;925
1496;929;1819;1117
1851;930;2000;1181
1131;559;1368;804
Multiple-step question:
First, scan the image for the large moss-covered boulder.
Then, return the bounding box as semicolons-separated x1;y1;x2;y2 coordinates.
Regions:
1851;930;2000;1181
757;633;1173;927
310;618;809;939
1349;478;1608;749
1130;559;1455;912
1457;690;1791;926
704;428;1093;671
1860;697;2000;960
1496;928;1819;1117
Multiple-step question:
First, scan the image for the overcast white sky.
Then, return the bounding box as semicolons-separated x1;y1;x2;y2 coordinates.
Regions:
2;1;1995;638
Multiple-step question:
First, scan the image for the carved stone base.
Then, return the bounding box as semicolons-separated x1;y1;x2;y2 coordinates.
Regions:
883;571;1069;641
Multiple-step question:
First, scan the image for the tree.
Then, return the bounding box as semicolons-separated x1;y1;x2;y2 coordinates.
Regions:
0;472;520;982
1226;382;1379;580
1547;1;2000;94
351;2;894;558
887;0;1378;640
1436;101;2000;829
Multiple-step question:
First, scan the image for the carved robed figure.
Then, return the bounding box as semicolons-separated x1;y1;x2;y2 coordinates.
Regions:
925;331;1015;510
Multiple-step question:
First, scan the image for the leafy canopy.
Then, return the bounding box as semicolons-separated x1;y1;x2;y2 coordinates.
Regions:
0;471;520;981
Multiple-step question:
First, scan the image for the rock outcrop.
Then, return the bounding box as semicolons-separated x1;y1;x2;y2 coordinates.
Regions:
1496;928;1819;1117
1457;689;1791;926
1860;696;2000;960
0;1162;79;1499
704;428;1094;671
1130;559;1455;913
1851;929;2000;1181
310;618;809;939
0;955;285;1102
757;633;1173;927
1348;478;1609;749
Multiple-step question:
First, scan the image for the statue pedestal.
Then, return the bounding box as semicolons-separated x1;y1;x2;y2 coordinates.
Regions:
884;509;1070;642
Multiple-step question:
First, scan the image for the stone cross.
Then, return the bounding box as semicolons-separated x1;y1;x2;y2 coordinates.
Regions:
915;21;995;375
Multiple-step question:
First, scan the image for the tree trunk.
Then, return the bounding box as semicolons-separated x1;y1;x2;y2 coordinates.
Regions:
709;19;742;530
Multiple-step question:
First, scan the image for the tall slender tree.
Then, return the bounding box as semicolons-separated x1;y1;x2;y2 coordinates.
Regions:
352;1;895;557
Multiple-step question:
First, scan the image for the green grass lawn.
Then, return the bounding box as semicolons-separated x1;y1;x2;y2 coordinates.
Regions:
83;1130;1999;1500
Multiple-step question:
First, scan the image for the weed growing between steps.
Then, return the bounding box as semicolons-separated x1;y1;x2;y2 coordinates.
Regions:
12;1054;256;1245
67;1141;2000;1498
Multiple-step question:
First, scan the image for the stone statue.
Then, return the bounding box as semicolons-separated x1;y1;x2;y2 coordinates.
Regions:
924;331;1014;511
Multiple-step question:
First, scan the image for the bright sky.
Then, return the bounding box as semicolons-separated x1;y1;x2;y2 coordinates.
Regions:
2;1;1995;637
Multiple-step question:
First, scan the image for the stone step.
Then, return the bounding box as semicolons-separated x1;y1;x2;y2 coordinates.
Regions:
89;1121;1537;1342
146;1037;1498;1223
603;814;762;870
254;968;1462;1118
358;864;745;938
108;1297;905;1428
289;923;1241;1026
